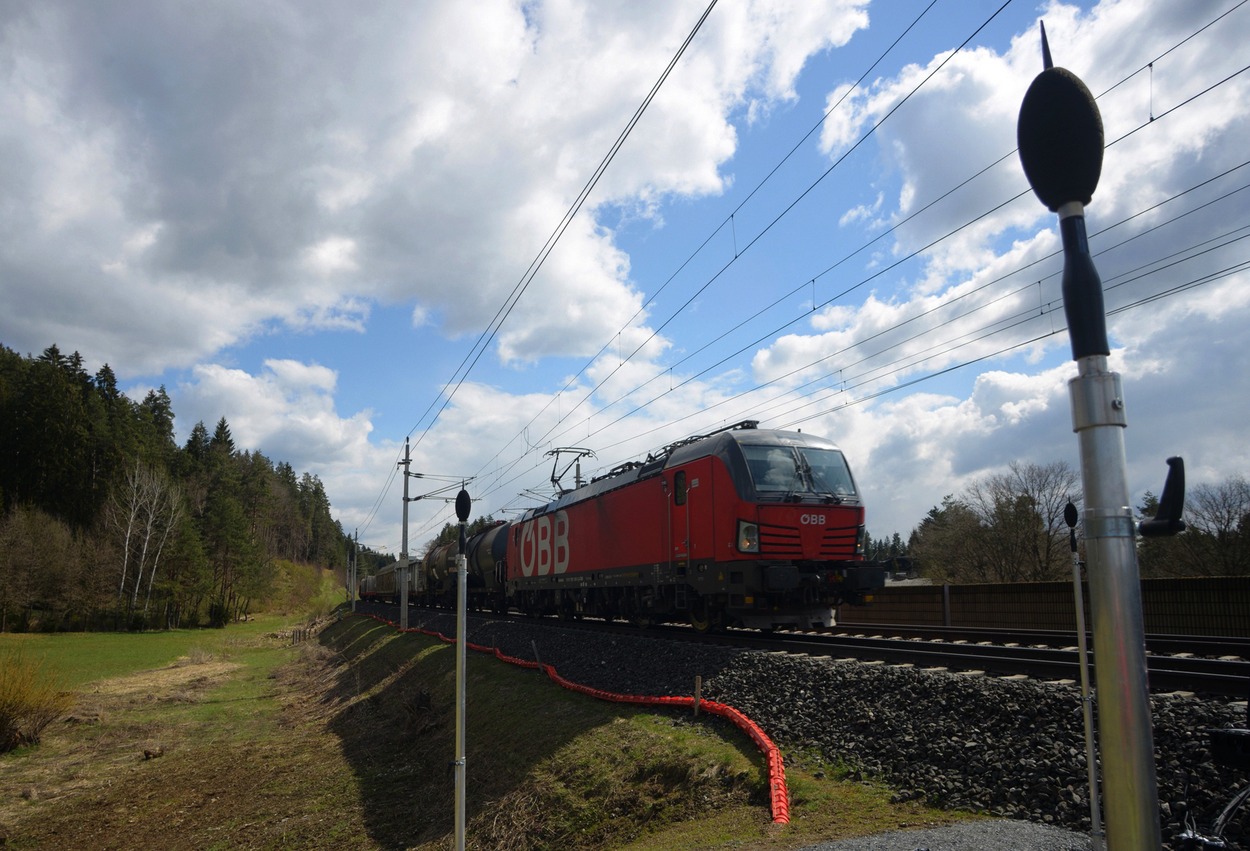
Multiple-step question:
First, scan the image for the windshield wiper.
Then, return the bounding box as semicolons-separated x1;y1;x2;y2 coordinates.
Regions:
797;451;852;504
795;452;830;500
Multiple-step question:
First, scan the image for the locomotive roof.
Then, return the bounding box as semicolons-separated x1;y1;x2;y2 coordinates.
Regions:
681;424;840;452
520;424;845;519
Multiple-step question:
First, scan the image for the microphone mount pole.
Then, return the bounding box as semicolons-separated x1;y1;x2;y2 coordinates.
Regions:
1017;23;1163;849
453;487;471;851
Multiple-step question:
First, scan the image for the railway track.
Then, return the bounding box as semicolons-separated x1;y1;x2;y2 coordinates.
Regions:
827;622;1250;659
735;628;1250;699
360;602;1250;698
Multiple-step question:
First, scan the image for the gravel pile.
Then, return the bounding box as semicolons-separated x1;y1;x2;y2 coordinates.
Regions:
382;607;1250;848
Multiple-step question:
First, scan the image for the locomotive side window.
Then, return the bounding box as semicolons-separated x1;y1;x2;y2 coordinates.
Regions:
674;470;688;505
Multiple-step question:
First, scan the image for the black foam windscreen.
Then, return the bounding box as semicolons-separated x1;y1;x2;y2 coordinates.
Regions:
1017;67;1104;212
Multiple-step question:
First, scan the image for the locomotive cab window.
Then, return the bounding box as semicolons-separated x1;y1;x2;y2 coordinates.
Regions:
804;448;856;496
740;444;857;499
674;470;688;505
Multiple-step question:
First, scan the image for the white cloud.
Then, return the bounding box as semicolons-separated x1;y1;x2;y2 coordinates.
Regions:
839;192;884;228
179;361;369;463
4;0;1246;554
0;0;877;379
302;237;359;277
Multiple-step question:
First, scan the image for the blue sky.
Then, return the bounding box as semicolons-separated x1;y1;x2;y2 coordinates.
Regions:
3;0;1248;556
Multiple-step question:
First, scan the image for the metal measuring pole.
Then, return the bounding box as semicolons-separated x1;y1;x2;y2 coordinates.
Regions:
1017;25;1161;848
453;488;471;851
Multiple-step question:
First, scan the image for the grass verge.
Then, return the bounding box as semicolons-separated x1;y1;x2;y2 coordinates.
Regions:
0;612;972;849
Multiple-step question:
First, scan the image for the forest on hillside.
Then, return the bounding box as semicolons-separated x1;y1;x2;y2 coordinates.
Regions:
0;343;357;631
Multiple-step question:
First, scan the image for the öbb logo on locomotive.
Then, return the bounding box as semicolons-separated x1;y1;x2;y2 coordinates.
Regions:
518;510;570;577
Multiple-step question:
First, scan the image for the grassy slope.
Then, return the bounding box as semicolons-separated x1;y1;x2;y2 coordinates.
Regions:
0;610;968;850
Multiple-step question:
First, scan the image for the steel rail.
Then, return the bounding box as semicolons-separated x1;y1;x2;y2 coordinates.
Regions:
825;623;1250;659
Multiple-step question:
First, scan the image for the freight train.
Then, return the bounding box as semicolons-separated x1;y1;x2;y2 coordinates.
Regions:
360;421;885;631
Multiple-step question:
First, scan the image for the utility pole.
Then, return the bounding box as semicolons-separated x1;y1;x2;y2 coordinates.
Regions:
453;487;471;851
399;438;412;630
351;529;358;612
1017;24;1179;848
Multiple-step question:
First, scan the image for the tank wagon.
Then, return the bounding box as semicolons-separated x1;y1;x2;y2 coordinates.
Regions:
415;520;509;612
364;421;884;630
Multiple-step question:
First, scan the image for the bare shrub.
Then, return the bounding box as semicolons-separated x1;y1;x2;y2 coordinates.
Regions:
0;650;74;751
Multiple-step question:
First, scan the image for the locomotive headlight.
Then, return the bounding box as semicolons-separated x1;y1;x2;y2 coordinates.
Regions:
855;524;866;556
737;520;759;553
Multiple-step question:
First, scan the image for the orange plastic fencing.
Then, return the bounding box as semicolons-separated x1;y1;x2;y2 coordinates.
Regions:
360;613;790;824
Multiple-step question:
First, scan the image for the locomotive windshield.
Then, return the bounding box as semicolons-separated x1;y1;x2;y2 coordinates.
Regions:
741;444;857;500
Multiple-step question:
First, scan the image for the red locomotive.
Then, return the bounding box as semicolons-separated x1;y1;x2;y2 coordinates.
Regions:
370;421;883;630
506;420;881;630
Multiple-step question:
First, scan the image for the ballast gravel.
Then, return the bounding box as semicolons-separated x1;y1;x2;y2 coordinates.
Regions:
369;606;1249;849
796;818;1092;850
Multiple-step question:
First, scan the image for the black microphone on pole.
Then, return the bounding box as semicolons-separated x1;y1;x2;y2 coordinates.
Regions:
1017;24;1108;360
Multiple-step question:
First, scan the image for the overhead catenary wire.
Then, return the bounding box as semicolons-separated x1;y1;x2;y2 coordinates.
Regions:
378;2;1249;550
425;8;1245;544
357;0;719;538
500;23;1250;478
470;200;1250;511
465;129;1250;515
471;7;1250;537
467;0;947;492
458;1;1025;518
499;0;1017;471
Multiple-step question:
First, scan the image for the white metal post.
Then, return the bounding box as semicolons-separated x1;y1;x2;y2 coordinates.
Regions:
453;488;471;851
